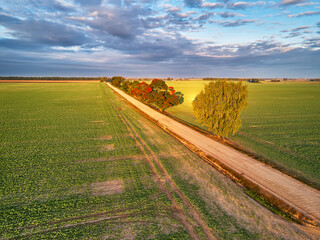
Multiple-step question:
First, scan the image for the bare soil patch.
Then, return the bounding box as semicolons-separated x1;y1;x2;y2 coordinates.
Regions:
100;144;114;151
91;180;123;196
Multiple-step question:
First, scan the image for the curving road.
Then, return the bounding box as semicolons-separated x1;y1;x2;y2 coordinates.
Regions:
107;83;320;225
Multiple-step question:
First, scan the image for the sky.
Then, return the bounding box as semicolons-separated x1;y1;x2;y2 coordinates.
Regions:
0;0;319;78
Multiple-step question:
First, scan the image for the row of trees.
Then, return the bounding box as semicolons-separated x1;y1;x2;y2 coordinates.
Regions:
110;77;183;112
203;78;248;81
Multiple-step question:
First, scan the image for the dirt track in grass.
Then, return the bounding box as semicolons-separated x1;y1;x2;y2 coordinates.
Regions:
108;83;320;226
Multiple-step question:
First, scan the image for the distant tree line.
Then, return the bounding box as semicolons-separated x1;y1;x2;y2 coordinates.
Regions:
99;77;111;82
0;76;105;80
248;78;260;83
203;78;248;81
110;76;183;112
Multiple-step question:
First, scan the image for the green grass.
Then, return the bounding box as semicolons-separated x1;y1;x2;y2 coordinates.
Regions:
0;83;183;239
0;82;312;239
166;81;320;187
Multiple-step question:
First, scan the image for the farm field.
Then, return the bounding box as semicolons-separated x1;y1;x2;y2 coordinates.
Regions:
0;83;314;239
166;81;320;187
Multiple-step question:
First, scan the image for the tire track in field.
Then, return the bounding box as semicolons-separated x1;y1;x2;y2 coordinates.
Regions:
104;86;216;240
15;205;157;232
10;197;171;238
15;210;170;239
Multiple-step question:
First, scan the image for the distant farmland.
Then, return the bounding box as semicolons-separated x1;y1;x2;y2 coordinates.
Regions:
166;81;320;187
0;82;311;239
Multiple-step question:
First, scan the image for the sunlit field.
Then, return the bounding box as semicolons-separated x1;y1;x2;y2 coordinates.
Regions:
166;81;320;187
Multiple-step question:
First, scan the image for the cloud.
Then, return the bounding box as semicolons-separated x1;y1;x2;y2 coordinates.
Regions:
296;2;319;6
292;26;312;31
194;13;213;21
0;14;86;46
0;38;46;50
303;37;320;48
214;19;256;27
166;6;182;13
141;15;166;29
2;40;319;78
70;6;152;39
279;0;307;6
74;0;103;6
35;0;74;12
0;13;21;24
288;11;320;17
141;10;198;31
0;0;319;78
184;0;202;8
203;40;289;57
96;31;198;62
201;2;224;9
281;25;311;32
281;26;312;38
227;1;266;10
217;12;244;18
10;0;75;13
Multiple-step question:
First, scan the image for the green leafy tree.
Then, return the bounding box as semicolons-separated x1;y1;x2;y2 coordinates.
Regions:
151;91;179;112
192;80;248;138
128;81;139;94
147;80;182;112
120;80;131;92
149;79;168;91
111;76;124;87
248;78;260;83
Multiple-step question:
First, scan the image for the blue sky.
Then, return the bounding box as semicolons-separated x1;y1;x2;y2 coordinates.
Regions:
0;0;319;77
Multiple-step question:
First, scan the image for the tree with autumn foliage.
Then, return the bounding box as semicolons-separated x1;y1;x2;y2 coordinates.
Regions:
131;82;151;102
146;79;181;112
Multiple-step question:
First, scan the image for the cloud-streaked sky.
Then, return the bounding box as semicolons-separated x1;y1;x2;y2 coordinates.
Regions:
0;0;319;77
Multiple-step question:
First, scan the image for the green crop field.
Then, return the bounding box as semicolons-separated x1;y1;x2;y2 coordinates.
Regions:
166;81;320;187
0;83;312;239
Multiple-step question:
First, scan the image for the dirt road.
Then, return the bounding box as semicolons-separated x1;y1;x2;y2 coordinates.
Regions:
107;83;320;225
